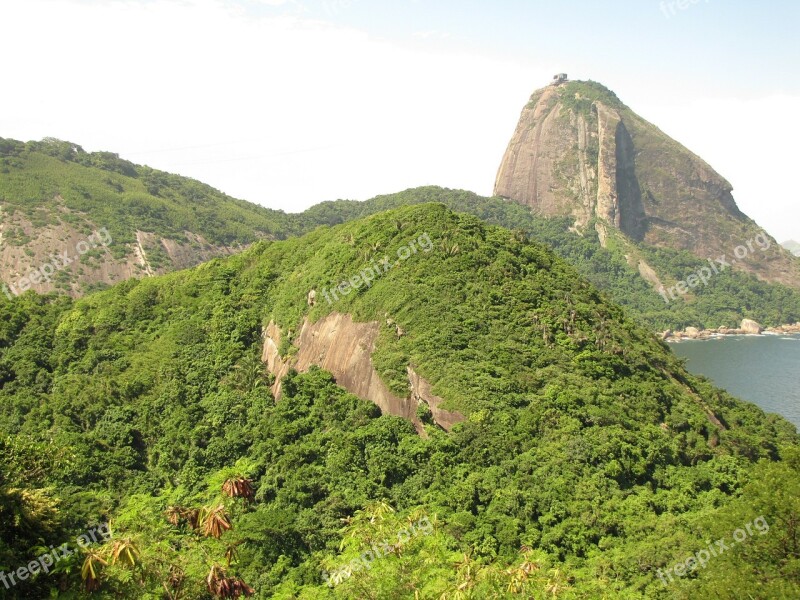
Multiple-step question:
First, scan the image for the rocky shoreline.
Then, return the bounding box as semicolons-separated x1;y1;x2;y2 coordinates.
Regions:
662;319;800;342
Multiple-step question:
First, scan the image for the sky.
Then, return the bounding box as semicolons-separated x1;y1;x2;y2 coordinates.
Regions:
1;0;799;242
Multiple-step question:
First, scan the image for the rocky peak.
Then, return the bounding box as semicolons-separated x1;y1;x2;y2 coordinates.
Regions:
495;80;800;289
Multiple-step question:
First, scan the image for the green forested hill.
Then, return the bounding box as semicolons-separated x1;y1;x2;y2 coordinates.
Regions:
3;136;798;331
304;186;800;331
0;137;303;296
1;204;798;599
0;137;301;244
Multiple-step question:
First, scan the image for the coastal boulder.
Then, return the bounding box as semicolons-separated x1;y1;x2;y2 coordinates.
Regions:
685;327;701;339
740;319;763;335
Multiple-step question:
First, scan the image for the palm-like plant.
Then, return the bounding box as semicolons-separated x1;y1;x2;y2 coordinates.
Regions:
165;506;201;530
504;553;540;593
224;541;243;568
451;552;477;595
206;564;255;598
206;564;227;597
222;476;255;502
80;550;108;592
166;505;183;527
231;354;266;392
544;567;572;597
163;565;186;600
364;499;395;523
201;504;233;539
231;576;255;598
110;538;140;568
185;507;201;530
441;241;460;256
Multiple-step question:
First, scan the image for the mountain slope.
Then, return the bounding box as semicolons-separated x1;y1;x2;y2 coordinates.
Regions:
494;80;800;290
1;204;798;598
4;136;799;333
0;137;303;296
303;186;800;331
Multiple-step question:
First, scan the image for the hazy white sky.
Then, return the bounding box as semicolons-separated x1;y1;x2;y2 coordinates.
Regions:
2;0;799;242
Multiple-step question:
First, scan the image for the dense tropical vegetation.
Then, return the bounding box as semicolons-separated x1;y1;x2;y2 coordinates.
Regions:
1;205;798;598
3;136;798;331
0;136;303;249
304;186;800;331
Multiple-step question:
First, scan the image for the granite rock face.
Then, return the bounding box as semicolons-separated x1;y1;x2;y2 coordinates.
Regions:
0;199;244;297
740;319;764;335
262;313;464;435
495;80;800;289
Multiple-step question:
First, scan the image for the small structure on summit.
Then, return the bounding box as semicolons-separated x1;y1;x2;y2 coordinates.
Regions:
551;73;568;86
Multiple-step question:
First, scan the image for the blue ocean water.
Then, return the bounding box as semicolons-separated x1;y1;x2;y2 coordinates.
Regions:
670;334;800;429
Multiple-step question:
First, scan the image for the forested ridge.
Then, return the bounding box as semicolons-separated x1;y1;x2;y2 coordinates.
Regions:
3;136;799;330
1;204;798;599
304;187;800;332
0;137;304;246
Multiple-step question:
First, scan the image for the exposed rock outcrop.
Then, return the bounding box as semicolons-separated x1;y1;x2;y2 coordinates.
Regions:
766;323;800;334
637;258;665;290
406;366;463;431
495;80;800;289
740;319;764;335
0;200;243;297
261;313;464;435
664;321;800;340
